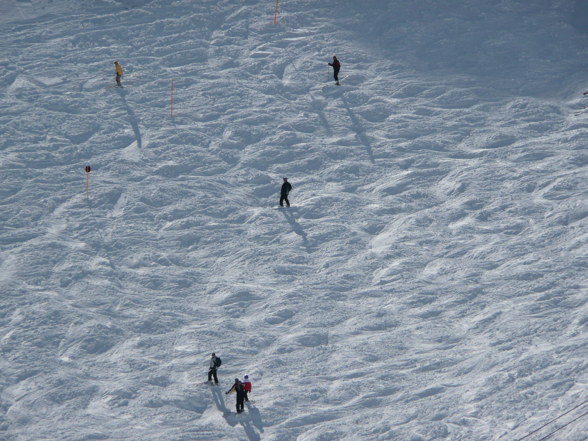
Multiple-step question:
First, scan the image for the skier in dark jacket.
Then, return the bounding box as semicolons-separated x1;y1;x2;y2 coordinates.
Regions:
328;56;341;85
208;353;220;384
280;177;292;207
226;378;246;413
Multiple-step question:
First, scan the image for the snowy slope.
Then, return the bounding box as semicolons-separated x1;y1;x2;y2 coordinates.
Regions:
1;0;587;440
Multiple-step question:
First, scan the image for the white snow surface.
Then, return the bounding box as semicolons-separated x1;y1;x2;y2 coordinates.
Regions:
1;0;588;440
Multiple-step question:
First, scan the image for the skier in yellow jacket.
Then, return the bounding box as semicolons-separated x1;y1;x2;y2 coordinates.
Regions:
114;61;123;87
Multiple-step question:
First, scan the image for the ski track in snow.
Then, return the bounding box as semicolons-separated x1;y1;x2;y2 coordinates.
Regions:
1;0;588;440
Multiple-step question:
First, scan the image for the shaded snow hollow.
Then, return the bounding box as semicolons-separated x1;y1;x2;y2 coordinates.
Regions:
1;0;587;440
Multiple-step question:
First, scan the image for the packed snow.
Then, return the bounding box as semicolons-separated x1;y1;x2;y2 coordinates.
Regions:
1;0;587;440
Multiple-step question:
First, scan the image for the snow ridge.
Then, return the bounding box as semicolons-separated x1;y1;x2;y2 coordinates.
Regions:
1;1;587;440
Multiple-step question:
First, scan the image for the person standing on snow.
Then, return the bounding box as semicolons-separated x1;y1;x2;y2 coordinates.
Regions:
280;177;292;207
208;352;221;384
114;61;123;87
226;378;246;413
242;375;252;402
328;56;341;86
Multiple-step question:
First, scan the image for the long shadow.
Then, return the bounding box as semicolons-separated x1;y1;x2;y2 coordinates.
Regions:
340;94;375;163
310;94;332;136
246;402;264;434
116;88;142;148
281;208;312;253
210;385;231;414
210;387;261;441
239;420;261;441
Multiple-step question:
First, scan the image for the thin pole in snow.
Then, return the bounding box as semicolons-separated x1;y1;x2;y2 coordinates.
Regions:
170;79;175;117
274;0;279;25
85;165;91;197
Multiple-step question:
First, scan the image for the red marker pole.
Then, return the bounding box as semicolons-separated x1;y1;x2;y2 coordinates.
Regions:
85;165;91;196
274;0;279;25
170;79;175;117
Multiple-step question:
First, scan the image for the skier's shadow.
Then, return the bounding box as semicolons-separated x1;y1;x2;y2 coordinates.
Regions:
210;388;263;441
310;94;332;136
340;94;374;163
116;88;142;148
281;208;311;253
246;402;264;434
210;385;230;415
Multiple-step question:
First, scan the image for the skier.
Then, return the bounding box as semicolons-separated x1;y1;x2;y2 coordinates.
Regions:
225;378;246;413
242;375;252;402
114;61;123;87
208;352;221;384
328;56;341;86
280;177;292;207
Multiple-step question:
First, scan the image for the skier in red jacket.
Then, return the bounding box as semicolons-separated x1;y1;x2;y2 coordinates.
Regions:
242;375;252;402
328;56;341;85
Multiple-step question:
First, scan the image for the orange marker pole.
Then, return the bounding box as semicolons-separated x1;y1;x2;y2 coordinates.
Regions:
274;0;279;25
170;79;175;117
85;165;91;196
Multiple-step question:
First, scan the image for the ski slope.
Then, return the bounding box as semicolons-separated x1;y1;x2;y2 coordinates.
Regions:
1;0;587;440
